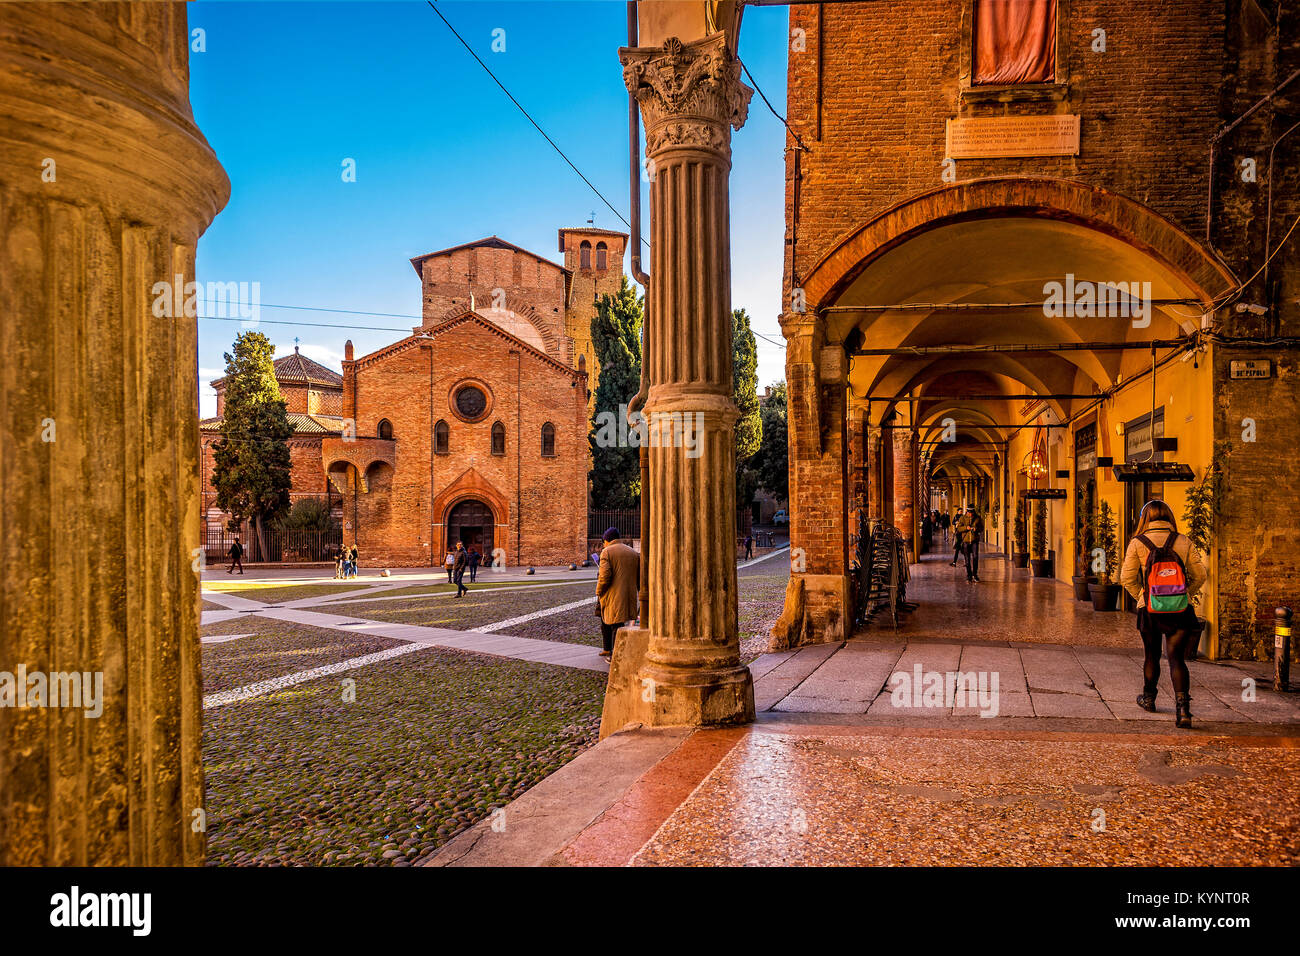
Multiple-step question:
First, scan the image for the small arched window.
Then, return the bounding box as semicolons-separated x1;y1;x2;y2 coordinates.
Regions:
579;240;591;269
434;419;449;455
491;421;505;456
595;242;607;270
541;422;556;457
377;418;393;440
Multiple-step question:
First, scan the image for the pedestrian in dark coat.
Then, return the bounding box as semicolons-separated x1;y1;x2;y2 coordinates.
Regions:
452;542;469;597
468;546;481;582
227;539;244;575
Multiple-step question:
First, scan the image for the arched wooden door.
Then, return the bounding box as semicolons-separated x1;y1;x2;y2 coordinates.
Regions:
446;499;494;555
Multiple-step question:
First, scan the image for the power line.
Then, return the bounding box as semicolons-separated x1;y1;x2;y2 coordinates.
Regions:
737;56;808;154
424;0;639;244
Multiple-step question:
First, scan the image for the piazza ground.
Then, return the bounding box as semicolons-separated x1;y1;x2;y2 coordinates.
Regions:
199;549;1300;867
198;552;790;865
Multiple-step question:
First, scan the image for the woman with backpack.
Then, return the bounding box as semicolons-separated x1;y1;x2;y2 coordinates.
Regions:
1119;499;1207;728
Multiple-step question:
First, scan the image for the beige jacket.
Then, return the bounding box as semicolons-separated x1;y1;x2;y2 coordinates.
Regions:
597;541;640;625
1118;520;1206;609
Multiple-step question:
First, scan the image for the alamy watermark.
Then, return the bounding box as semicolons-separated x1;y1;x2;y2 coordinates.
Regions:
151;275;261;326
1043;274;1153;327
887;665;1000;717
591;404;704;459
0;665;103;718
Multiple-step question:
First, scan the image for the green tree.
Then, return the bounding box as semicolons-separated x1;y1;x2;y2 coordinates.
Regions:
272;497;335;532
212;331;293;560
589;276;643;510
732;308;762;507
751;382;788;502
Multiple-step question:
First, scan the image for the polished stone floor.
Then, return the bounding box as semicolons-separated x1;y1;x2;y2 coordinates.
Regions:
869;550;1135;647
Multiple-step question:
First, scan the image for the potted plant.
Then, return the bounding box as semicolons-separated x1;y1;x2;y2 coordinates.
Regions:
1070;514;1094;600
1012;497;1029;568
1029;501;1053;577
1181;459;1220;658
1088;500;1121;610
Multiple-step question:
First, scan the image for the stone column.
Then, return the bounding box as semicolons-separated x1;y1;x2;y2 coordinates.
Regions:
601;33;754;731
892;429;916;547
867;430;884;518
0;2;228;864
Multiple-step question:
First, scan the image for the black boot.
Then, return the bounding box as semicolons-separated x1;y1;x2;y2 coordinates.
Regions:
1174;692;1192;729
1136;688;1157;712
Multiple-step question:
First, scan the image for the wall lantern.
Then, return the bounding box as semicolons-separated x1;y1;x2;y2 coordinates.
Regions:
1024;442;1049;481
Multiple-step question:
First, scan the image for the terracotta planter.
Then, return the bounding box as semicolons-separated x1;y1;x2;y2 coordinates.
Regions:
1071;575;1094;601
1012;551;1029;568
1089;582;1121;611
1030;558;1054;578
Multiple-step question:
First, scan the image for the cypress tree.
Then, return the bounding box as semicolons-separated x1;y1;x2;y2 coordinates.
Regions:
212;331;293;560
752;382;789;502
732;308;762;508
589;276;643;511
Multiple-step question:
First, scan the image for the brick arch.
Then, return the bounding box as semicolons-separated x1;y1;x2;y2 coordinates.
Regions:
799;176;1237;323
431;468;510;558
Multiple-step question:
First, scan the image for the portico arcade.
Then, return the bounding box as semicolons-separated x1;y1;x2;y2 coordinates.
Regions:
775;177;1237;655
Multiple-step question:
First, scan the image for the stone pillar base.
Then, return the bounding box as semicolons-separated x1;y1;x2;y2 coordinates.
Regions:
770;574;852;650
599;626;755;739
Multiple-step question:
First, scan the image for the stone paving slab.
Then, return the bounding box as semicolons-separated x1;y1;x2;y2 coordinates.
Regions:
956;645;1028;694
427;727;693;867
753;641;841;712
1020;646;1096;696
1027;691;1112;720
762;639;1300;726
958;690;1034;718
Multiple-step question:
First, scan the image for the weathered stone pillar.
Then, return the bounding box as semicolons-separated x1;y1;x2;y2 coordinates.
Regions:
867;429;884;518
0;2;228;864
892;428;916;548
600;32;754;733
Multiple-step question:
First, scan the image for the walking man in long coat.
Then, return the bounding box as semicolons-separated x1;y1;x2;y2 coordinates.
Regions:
596;527;639;659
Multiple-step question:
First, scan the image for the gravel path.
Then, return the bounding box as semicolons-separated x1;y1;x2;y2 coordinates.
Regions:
205;582;388;605
336;581;595;630
201;621;407;694
202;646;605;866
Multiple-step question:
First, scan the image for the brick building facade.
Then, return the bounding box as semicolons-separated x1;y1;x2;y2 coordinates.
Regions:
200;348;346;536
325;229;625;567
776;0;1298;659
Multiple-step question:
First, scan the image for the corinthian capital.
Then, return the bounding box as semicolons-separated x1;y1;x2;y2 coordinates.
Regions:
620;34;752;158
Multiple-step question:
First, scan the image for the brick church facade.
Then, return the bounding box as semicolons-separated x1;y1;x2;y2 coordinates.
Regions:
328;228;625;567
201;227;627;567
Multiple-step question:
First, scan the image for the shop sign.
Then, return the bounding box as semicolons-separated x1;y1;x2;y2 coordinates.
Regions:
1125;409;1165;463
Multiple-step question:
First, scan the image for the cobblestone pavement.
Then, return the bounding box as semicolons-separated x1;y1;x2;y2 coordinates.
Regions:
201;643;604;867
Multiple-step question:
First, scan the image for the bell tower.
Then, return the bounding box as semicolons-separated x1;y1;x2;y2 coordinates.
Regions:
558;227;628;402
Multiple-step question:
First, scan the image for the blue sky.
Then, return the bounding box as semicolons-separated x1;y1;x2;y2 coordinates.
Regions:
191;0;790;417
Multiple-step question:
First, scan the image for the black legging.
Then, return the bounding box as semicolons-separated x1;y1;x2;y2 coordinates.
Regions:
1140;623;1193;696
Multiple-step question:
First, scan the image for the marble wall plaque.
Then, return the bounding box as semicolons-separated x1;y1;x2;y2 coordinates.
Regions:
946;114;1081;158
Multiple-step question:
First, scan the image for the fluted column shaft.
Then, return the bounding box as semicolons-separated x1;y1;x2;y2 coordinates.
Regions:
621;33;754;723
0;1;228;865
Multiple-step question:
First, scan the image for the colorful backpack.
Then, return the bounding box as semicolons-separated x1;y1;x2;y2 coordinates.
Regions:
1136;533;1189;613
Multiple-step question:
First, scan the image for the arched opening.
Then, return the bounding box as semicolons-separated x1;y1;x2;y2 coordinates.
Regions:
434;419;449;455
540;422;556;457
446;498;494;556
595;241;607;269
784;178;1236;648
377;418;393;440
579;240;591;269
491;421;505;456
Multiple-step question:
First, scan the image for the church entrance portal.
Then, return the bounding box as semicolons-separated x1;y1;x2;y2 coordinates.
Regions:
447;499;494;557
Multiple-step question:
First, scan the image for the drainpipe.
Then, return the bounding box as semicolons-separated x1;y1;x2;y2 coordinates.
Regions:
626;1;651;624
